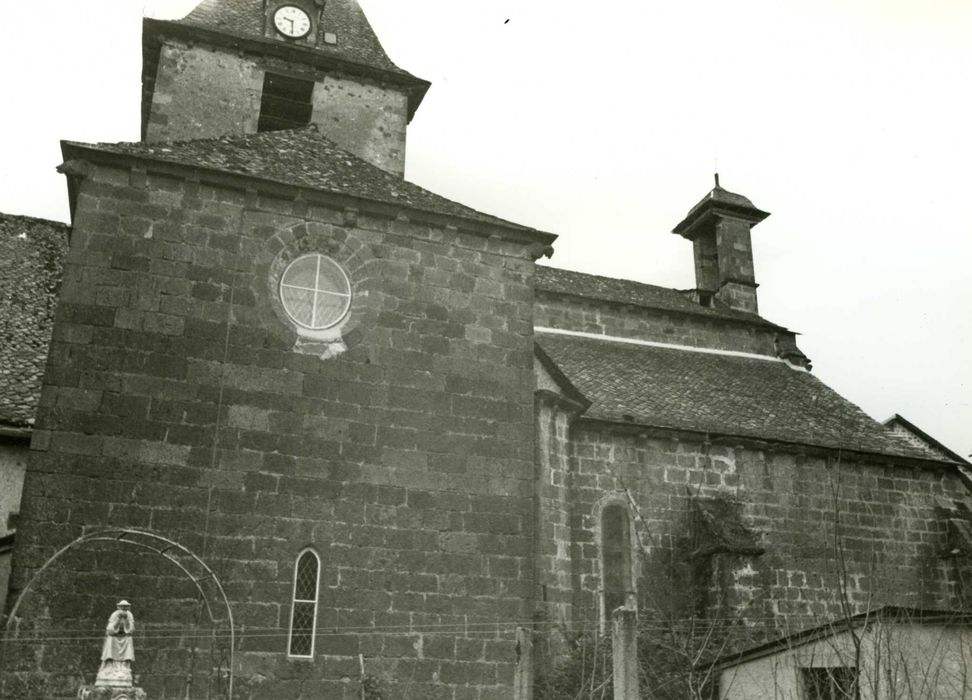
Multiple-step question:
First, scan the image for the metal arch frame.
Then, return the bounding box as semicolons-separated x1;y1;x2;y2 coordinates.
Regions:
1;527;235;700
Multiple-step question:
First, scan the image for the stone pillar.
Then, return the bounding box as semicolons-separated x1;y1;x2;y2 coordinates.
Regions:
514;626;533;700
612;608;639;700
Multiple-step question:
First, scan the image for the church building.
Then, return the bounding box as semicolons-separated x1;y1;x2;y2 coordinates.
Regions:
2;1;970;698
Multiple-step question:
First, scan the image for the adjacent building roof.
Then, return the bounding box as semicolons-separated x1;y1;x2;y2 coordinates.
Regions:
0;214;69;429
172;0;415;79
713;606;972;670
536;331;951;463
884;414;970;466
62;128;555;243
535;265;787;330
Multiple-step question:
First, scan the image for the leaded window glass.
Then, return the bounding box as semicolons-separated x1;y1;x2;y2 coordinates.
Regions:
288;549;320;657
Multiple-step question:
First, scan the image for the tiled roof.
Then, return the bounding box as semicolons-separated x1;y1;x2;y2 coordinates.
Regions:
173;0;415;79
535;265;786;329
537;332;950;463
0;214;69;429
63;128;553;240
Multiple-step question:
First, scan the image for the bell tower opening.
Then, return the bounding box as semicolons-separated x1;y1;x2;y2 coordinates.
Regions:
257;72;315;132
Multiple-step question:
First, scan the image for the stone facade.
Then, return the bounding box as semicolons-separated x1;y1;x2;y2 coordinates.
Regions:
544;425;968;627
2;2;969;699
5;157;541;698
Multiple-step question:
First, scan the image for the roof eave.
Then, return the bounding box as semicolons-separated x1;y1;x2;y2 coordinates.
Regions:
673;201;771;239
534;344;593;413
709;607;972;671
58;140;558;248
0;424;32;442
573;416;963;471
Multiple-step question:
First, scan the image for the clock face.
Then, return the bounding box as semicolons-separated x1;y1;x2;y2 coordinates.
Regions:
273;5;312;39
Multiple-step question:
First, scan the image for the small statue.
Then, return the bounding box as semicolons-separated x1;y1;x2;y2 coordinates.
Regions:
94;600;135;688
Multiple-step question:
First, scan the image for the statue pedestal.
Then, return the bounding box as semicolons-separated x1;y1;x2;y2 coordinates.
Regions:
78;686;147;700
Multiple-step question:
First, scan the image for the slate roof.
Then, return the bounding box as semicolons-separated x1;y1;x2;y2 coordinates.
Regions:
0;214;69;429
535;265;786;329
173;0;416;79
536;332;950;463
63;128;553;241
673;184;770;237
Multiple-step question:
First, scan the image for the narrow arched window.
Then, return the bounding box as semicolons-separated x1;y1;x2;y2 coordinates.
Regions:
601;503;633;618
288;549;320;658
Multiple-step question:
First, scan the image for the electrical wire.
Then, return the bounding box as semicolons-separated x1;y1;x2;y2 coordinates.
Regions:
5;611;967;645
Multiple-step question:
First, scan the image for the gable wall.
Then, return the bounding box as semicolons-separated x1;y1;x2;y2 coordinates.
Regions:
7;162;538;699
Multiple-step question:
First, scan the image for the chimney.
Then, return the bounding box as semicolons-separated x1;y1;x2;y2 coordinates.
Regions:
672;176;769;314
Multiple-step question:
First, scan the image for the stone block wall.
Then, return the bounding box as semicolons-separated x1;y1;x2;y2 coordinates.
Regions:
145;42;263;143
6;160;539;699
533;398;574;630
311;74;408;176
145;40;409;175
534;293;785;357
541;422;969;652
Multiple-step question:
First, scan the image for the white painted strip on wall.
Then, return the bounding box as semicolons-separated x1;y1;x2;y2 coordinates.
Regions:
534;326;808;370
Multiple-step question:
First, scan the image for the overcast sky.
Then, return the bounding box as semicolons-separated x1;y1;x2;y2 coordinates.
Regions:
1;0;969;459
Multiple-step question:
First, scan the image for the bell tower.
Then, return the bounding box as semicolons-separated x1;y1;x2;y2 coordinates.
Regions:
140;0;430;175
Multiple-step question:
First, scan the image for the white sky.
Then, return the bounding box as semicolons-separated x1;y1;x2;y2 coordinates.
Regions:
1;1;969;459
